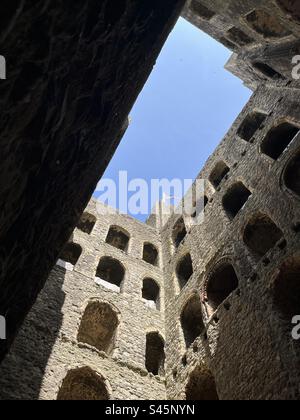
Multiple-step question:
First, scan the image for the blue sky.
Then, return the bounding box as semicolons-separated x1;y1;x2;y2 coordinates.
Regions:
95;17;251;221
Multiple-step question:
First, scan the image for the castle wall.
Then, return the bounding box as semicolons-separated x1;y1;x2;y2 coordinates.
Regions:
0;0;186;362
183;0;300;53
2;83;300;400
183;0;300;88
0;201;166;400
1;1;300;401
162;84;300;400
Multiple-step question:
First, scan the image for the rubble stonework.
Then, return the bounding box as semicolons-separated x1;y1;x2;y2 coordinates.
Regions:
0;0;185;361
0;0;300;400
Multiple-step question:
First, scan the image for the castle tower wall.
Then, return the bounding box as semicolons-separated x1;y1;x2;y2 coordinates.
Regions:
183;0;300;89
0;201;166;400
0;0;186;363
1;1;300;401
162;84;300;400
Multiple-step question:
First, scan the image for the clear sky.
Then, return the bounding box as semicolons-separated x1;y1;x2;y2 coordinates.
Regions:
95;17;251;221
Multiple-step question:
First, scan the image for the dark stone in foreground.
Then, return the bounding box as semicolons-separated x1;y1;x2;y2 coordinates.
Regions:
0;0;185;361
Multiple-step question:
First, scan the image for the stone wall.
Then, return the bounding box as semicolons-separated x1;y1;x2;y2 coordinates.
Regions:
1;0;300;401
0;200;166;400
183;0;300;89
162;84;300;400
2;82;300;399
0;0;186;361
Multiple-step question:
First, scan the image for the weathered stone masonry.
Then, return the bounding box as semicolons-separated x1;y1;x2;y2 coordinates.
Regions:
0;200;166;400
0;0;186;361
1;0;300;400
163;85;300;400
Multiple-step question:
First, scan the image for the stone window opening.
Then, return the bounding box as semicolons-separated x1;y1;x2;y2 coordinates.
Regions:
143;243;159;266
209;161;230;189
57;242;82;270
219;37;237;51
142;278;160;310
57;367;110;400
176;253;194;290
185;366;219;400
77;301;119;354
106;226;130;252
252;62;284;80
243;214;284;259
237;111;267;142
181;295;204;349
190;0;215;20
172;217;187;248
245;9;290;38
284;151;300;197
222;182;252;220
273;254;300;321
227;27;254;46
95;257;125;292
276;0;300;22
205;263;239;316
145;332;165;376
261;122;299;160
77;212;96;234
182;355;188;367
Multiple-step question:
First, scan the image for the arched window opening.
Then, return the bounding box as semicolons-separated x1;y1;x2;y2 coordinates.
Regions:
190;0;215;20
245;9;290;38
185;366;219;401
227;27;254;46
206;263;238;316
77;302;118;354
181;295;204;348
172;217;187;248
57;242;82;270
273;254;300;321
57;367;109;400
209;161;230;188
96;257;125;291
142;278;160;310
106;226;130;252
223;182;251;220
284;151;300;197
176;254;193;290
277;0;300;22
237;111;267;142
143;243;159;266
261;122;299;160
253;62;284;80
243;214;284;259
145;332;165;376
77;212;96;234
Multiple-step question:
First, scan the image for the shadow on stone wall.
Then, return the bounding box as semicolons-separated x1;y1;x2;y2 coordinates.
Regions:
199;294;293;400
0;266;66;400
